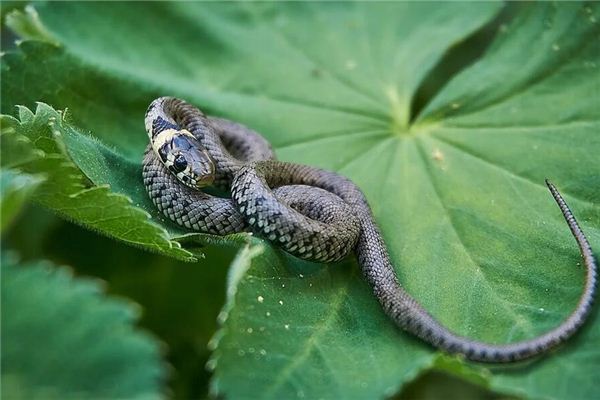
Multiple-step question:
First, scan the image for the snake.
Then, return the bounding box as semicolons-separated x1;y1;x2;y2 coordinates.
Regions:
142;97;597;363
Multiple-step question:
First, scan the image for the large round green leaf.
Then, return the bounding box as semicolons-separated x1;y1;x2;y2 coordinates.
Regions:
2;2;599;399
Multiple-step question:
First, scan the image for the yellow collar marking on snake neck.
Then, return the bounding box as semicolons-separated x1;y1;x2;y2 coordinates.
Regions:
151;128;195;154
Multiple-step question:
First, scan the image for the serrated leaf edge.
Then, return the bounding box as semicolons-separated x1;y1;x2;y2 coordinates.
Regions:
4;104;196;261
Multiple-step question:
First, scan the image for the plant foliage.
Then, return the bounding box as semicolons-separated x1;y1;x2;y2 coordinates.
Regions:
1;2;599;399
1;254;166;399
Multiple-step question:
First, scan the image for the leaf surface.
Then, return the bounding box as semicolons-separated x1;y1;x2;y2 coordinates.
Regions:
0;106;195;260
0;168;45;231
1;254;166;399
2;2;600;399
209;241;438;399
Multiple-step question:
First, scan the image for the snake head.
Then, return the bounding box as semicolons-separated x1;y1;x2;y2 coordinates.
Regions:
154;129;216;189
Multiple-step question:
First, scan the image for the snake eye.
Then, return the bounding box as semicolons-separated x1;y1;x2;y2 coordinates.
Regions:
173;154;187;172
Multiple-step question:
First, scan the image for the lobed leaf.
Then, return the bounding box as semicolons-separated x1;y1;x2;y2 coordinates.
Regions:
1;254;167;399
0;106;195;260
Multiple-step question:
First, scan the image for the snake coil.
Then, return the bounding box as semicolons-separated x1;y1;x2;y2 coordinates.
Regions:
142;97;597;363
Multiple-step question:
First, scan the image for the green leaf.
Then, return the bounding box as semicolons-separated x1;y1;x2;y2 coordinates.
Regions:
0;105;196;261
4;204;235;399
2;2;600;399
400;370;506;400
0;253;166;399
4;5;57;45
0;168;45;231
209;241;437;399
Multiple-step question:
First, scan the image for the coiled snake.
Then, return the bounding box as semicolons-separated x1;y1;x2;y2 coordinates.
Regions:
142;97;597;363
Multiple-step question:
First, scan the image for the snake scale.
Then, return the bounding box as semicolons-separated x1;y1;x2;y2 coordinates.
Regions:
142;97;597;363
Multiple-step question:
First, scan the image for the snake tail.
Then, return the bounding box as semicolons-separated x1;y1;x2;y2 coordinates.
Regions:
368;180;597;362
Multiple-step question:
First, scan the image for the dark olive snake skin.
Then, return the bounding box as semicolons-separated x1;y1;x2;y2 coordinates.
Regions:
142;97;597;363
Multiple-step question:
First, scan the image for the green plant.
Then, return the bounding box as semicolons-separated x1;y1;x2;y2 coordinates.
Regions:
1;2;599;399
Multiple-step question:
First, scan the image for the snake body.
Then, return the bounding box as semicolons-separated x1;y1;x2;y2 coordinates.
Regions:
142;97;597;363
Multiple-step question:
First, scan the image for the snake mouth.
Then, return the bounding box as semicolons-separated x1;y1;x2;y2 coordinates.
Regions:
194;174;215;188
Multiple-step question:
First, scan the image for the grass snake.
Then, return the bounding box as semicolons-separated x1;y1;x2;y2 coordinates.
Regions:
142;97;597;363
